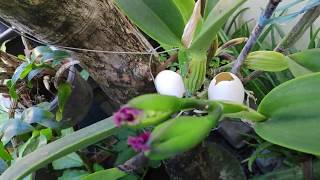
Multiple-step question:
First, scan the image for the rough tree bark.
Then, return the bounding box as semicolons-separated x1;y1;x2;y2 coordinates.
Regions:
0;0;158;105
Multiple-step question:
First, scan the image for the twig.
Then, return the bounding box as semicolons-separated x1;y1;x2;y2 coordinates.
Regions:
244;5;320;84
275;6;320;54
117;153;148;173
156;53;178;73
21;35;33;59
0;50;20;68
231;0;282;74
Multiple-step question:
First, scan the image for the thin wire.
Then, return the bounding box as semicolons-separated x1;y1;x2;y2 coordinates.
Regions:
0;20;179;55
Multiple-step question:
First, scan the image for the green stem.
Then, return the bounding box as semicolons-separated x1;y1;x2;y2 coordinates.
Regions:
1;117;117;180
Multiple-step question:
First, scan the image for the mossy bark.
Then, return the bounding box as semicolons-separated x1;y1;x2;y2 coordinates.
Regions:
0;0;158;105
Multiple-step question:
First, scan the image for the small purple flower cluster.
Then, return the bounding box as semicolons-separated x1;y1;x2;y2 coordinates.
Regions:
114;107;151;152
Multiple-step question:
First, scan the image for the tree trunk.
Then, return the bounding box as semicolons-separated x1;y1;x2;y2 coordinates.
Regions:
0;0;158;105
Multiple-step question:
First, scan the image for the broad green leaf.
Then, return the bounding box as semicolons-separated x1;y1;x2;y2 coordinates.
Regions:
244;51;289;72
52;152;83;170
172;0;194;23
0;142;12;161
1;119;34;145
56;83;72;121
0;117;117;180
204;0;219;19
59;170;89;180
189;0;247;52
256;73;320;156
114;0;185;46
82;168;127;180
288;48;320;77
287;58;312;77
21;107;54;124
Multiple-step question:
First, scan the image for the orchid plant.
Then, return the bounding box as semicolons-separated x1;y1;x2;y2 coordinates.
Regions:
1;0;320;179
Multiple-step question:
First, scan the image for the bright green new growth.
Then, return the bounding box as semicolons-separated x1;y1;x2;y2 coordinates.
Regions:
146;107;222;160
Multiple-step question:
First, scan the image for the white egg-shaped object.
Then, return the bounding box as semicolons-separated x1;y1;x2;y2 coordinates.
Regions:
208;72;244;104
155;70;185;98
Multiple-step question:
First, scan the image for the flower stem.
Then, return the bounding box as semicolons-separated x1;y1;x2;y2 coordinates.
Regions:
231;0;282;74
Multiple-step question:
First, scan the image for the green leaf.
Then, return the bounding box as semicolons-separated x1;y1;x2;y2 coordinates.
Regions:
11;62;28;85
1;119;34;145
114;148;136;166
244;51;289;72
189;0;247;52
21;107;54;124
203;0;219;19
172;0;194;23
287;58;312;77
216;101;266;122
56;83;72;121
0;117;117;180
40;128;53;141
41;50;70;63
93;163;104;172
0;142;12;161
19;63;34;79
82;168;127;180
59;170;89;180
256;73;320;156
114;0;185;46
6;80;18;100
52;152;83;170
30;46;53;62
288;48;320;77
19;131;47;157
27;69;44;82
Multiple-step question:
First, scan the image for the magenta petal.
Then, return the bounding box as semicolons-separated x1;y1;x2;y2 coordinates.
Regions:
128;131;151;152
113;107;143;127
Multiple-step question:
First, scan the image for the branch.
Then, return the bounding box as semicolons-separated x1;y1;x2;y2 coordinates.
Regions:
275;6;320;54
231;0;282;74
244;5;320;84
117;153;148;173
156;53;178;73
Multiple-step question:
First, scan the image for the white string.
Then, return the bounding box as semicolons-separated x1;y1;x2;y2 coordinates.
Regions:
0;20;179;55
